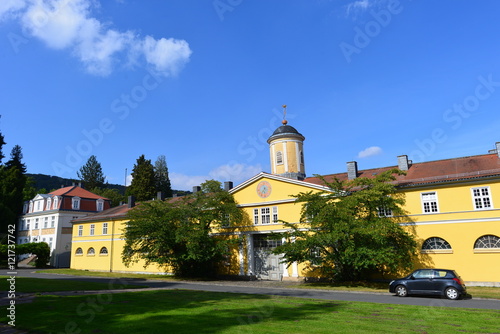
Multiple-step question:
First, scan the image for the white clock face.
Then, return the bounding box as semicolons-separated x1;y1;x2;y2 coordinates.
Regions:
257;181;271;198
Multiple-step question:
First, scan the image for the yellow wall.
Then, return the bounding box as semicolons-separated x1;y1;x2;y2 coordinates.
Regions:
270;139;304;175
71;218;167;274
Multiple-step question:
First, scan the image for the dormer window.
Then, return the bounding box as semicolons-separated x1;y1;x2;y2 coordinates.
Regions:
23;203;28;214
72;197;81;210
53;196;59;209
276;151;283;165
96;199;104;212
46;198;52;210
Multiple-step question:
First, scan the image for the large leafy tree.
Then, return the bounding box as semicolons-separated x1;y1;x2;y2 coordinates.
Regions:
77;155;105;190
122;180;242;277
154;155;172;198
127;155;156;201
272;169;417;281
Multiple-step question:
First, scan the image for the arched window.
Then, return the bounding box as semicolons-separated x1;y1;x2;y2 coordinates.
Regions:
75;247;83;255
99;247;108;255
422;237;452;250
474;235;500;249
87;247;95;255
276;151;283;164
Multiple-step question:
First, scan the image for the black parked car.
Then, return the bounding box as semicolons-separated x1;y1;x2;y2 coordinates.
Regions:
389;269;467;300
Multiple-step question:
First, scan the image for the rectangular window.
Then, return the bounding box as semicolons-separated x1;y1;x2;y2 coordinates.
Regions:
272;206;278;223
51;216;55;228
35;219;39;229
378;207;393;217
44;217;48;228
78;225;83;237
253;209;259;225
472;187;493;210
26;219;30;230
261;207;270;224
421;192;439;213
102;222;108;235
90;224;95;236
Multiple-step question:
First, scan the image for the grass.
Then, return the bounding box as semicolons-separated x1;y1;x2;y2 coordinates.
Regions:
2;289;499;333
36;269;500;299
0;276;144;293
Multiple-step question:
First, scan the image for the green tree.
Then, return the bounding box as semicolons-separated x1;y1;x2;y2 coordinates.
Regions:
127;155;156;201
154;155;172;198
122;180;242;277
90;187;126;207
0;145;27;238
77;155;105;190
272;169;417;281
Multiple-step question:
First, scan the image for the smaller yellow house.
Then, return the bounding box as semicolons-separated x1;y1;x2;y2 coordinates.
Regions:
71;199;167;274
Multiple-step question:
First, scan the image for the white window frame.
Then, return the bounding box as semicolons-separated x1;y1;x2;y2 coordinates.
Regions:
261;207;271;224
471;186;493;210
43;217;48;228
253;209;259;225
46;198;52;210
96;199;104;212
421;192;439;213
78;225;83;237
53;196;59;209
102;222;108;235
272;206;278;223
276;151;283;165
51;216;55;228
72;197;81;210
90;224;95;236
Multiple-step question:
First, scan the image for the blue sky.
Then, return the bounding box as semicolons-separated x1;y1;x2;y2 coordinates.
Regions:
1;0;500;191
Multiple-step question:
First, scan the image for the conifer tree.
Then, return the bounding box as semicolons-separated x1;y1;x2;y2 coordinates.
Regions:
77;155;105;190
154;155;172;198
127;155;156;201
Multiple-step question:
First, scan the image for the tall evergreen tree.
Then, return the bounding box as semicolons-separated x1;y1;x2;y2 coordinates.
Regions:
77;155;105;190
154;155;172;198
127;155;156;201
0;145;27;239
0;129;5;164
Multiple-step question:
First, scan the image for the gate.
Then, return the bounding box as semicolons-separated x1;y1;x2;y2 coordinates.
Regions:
253;234;283;280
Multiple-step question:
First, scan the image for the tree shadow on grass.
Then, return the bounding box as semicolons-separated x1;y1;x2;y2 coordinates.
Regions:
11;289;347;334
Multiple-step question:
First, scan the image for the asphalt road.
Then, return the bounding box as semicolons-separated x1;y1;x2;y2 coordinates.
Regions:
2;269;500;310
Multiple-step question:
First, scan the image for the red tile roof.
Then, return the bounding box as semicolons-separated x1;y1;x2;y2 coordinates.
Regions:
50;186;109;200
304;153;500;187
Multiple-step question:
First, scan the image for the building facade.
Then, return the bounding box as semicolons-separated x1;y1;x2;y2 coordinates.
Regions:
18;185;111;267
69;121;500;285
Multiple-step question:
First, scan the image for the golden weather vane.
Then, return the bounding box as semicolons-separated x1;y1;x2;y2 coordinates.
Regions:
282;104;287;125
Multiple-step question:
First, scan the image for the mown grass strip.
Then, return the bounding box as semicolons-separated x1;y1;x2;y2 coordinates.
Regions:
2;289;499;334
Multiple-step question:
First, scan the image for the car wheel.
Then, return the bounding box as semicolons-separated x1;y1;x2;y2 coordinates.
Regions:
445;287;460;300
395;285;408;297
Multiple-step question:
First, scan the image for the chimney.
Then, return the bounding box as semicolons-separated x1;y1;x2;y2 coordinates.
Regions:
224;181;234;191
397;155;410;171
157;191;165;201
497;142;500;158
127;196;135;208
347;161;358;180
192;186;201;193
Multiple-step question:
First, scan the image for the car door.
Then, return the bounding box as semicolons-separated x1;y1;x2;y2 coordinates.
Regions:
406;269;434;294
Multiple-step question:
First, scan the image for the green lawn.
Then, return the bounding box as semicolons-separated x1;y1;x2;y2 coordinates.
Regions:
0;276;144;293
2;289;499;334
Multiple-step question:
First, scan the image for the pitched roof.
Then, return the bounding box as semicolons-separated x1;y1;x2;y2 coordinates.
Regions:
72;204;132;223
49;186;109;200
304;153;500;188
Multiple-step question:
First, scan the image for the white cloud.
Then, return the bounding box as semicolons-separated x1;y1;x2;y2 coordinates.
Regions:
3;0;191;77
358;146;382;158
170;163;262;191
0;0;26;21
345;0;382;17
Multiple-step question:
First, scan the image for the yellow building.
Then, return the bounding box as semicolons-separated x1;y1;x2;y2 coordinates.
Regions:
71;200;167;274
70;120;500;285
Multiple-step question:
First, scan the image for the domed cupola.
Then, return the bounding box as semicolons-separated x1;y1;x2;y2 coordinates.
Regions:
267;106;306;180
